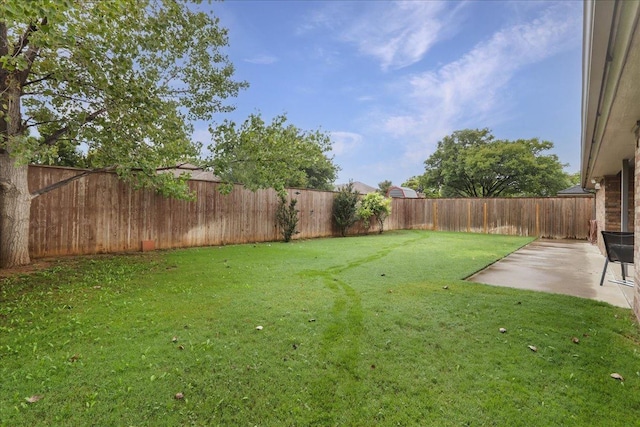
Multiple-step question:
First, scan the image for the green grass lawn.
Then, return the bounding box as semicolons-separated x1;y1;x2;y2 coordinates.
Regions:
1;230;639;426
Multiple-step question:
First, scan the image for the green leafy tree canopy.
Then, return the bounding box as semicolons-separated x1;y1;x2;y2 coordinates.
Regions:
2;0;246;194
0;0;247;266
421;129;572;198
208;113;339;194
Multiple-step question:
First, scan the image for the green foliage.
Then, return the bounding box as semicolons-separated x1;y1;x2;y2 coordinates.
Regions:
401;176;423;192
357;192;392;233
421;129;573;197
402;175;439;198
275;194;299;242
332;181;360;236
567;171;581;185
30;139;89;168
1;0;247;197
377;180;393;196
2;232;640;426
209;113;339;194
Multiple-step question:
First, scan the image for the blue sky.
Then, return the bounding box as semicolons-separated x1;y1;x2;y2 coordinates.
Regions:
197;0;583;188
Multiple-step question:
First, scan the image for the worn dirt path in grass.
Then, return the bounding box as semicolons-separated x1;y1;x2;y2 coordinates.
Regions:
299;233;430;379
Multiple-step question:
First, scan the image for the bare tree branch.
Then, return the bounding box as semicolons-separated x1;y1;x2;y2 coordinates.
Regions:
11;22;37;57
31;166;115;198
24;118;64;129
23;73;54;87
41;107;106;146
31;163;200;198
16;18;47;86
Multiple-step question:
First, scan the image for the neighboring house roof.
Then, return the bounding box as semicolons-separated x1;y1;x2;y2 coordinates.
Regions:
166;163;220;182
387;186;419;198
335;181;377;194
581;1;640;188
557;184;593;197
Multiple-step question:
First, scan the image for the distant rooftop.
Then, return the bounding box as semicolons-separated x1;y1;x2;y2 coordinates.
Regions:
557;184;593;197
387;186;419;198
166;163;220;182
335;181;377;194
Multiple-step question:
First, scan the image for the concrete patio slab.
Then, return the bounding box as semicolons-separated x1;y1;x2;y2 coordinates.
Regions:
467;239;634;308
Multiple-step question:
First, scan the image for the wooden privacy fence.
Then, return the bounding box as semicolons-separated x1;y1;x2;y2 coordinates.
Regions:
28;165;337;258
27;165;593;258
387;197;593;239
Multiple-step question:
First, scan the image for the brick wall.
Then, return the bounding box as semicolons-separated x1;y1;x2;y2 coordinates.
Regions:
595;168;635;255
604;174;622;231
597;170;634;232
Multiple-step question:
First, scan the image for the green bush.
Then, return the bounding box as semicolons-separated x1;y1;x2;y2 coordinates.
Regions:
357;192;392;233
276;194;299;242
332;182;360;236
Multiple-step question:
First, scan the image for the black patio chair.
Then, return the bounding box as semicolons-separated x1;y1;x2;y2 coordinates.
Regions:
600;231;634;287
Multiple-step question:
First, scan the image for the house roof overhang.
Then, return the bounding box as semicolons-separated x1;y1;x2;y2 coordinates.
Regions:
581;0;640;189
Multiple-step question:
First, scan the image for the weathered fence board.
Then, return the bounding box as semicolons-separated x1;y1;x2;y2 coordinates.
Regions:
26;165;593;258
388;197;593;239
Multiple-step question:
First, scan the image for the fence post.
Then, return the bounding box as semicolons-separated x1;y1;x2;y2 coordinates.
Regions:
467;201;471;233
483;202;488;234
433;201;438;231
536;203;540;237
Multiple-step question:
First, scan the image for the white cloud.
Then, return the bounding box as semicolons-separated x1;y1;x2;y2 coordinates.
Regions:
338;1;462;71
379;2;582;160
300;1;463;71
244;54;278;65
296;7;337;34
383;115;421;138
330;131;363;155
357;95;374;102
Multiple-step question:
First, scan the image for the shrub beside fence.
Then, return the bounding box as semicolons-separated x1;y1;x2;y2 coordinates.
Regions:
27;165;593;258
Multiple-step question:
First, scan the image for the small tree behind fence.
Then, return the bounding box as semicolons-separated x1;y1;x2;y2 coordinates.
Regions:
27;165;593;259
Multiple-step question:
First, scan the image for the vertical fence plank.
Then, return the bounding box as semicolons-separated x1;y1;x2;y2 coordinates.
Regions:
483;202;488;234
433;201;438;231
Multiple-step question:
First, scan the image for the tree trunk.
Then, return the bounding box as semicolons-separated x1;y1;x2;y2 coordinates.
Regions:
0;73;31;267
0;154;31;267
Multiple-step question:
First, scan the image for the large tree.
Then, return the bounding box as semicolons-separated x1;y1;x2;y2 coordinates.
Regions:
0;0;247;267
208;113;339;193
421;129;572;198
